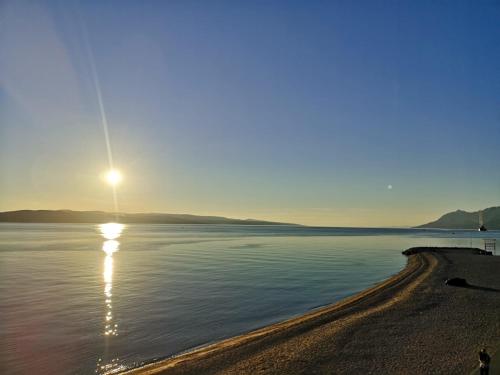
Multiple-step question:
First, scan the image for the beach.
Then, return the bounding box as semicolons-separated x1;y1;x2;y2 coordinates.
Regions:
125;247;500;375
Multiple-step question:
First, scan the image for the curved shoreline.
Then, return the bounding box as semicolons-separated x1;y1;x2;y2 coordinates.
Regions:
124;250;436;375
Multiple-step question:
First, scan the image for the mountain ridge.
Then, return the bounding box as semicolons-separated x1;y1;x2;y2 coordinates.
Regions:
0;210;293;225
417;206;500;229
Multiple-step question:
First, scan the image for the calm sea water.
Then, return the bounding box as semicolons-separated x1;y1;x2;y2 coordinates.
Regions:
0;223;497;375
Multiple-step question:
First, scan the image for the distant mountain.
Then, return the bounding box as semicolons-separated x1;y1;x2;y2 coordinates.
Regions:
417;206;500;230
0;210;292;225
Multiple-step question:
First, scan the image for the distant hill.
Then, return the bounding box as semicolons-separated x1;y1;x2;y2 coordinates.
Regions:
0;210;292;225
417;206;500;230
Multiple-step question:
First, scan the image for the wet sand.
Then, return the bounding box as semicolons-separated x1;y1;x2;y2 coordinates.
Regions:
125;247;500;375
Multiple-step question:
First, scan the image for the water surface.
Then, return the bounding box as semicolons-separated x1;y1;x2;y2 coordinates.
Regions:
0;224;497;374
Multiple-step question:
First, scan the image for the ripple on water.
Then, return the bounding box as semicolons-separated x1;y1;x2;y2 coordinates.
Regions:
0;223;495;374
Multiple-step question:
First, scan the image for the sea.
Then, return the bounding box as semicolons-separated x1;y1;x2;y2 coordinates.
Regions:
0;223;498;374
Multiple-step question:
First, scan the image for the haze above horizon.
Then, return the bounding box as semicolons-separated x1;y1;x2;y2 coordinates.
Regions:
1;1;499;226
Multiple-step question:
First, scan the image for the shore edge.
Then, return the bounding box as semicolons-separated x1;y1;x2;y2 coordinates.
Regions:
124;249;437;375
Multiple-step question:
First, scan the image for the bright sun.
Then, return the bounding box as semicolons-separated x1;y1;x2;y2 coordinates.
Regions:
106;169;122;186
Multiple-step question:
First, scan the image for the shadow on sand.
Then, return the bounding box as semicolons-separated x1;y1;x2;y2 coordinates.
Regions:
461;284;500;293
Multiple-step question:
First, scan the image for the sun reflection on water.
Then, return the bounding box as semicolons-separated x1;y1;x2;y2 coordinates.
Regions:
100;223;124;241
96;223;126;374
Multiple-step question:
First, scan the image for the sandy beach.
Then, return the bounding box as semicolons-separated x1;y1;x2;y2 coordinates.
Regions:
125;247;500;375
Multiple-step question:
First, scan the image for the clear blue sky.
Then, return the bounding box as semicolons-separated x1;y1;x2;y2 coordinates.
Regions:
1;0;499;226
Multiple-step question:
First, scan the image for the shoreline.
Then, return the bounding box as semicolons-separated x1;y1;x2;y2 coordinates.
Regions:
124;247;500;374
124;247;452;375
125;254;430;375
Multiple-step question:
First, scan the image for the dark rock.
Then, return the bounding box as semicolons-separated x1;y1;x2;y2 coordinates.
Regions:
402;247;484;256
402;248;437;256
475;249;493;256
445;278;468;287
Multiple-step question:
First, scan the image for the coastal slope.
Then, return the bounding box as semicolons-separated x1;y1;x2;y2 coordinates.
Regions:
125;248;500;375
0;210;291;225
418;206;500;229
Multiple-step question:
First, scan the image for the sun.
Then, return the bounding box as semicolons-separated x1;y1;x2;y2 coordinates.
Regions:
106;169;122;186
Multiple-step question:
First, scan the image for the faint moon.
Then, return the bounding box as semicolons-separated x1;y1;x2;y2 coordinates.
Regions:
387;184;393;190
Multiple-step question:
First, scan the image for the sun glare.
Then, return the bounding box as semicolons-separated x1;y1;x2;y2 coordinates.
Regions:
106;169;122;186
99;223;124;240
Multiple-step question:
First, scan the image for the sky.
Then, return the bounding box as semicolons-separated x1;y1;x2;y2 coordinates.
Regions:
1;0;499;227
